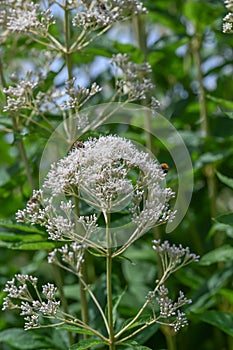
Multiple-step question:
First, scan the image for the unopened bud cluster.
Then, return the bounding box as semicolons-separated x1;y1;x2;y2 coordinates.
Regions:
2;274;60;330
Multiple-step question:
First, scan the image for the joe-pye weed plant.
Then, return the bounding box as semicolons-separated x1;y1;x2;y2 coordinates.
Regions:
0;1;199;349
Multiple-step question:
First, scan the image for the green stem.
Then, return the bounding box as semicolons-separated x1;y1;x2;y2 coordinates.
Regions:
192;35;219;241
105;211;115;350
74;196;89;338
14;122;35;190
133;15;153;151
52;265;73;345
64;1;72;80
192;35;210;138
133;16;177;350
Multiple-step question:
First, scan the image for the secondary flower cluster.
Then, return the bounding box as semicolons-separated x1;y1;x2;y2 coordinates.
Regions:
16;190;99;243
3;75;38;112
223;0;233;33
72;0;147;30
111;54;154;101
146;285;192;332
152;239;200;275
62;78;102;110
48;242;87;276
0;0;55;34
2;274;60;330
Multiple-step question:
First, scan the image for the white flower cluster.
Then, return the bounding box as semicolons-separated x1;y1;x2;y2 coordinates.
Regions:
48;242;86;275
16;191;74;240
111;54;154;101
16;189;99;243
223;0;233;33
44;136;173;222
17;136;174;249
3;76;38;112
0;0;55;33
72;0;147;30
2;274;60;330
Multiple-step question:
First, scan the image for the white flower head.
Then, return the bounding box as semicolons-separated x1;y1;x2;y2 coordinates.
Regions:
18;136;175;249
43;136;175;245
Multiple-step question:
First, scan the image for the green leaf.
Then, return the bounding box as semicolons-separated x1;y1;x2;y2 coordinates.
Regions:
189;266;233;312
69;338;107;350
200;245;233;266
206;95;233;109
10;241;58;250
193;311;233;337
121;340;152;349
218;288;233;305
216;171;233;189
0;232;60;250
112;289;126;326
0;220;45;234
0;328;51;349
0;232;44;242
208;223;233;239
183;1;219;31
57;325;95;336
214;214;233;226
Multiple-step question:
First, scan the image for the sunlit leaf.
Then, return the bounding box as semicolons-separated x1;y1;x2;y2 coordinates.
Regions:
200;245;233;265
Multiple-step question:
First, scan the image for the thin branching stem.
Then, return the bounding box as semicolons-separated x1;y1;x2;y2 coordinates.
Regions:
104;211;115;350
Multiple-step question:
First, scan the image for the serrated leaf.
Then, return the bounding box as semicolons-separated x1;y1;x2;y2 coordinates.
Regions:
193;311;233;337
216;171;233;189
69;338;107;350
200;245;233;266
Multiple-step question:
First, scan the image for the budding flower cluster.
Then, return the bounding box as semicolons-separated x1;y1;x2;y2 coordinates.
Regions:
111;54;154;101
3;77;38;112
156;286;191;330
48;242;87;276
144;240;199;332
72;0;147;30
2;274;60;330
62;78;102;110
152;239;199;274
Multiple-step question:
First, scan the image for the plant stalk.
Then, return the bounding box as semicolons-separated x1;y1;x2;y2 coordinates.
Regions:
105;211;115;350
192;35;218;241
74;196;89;338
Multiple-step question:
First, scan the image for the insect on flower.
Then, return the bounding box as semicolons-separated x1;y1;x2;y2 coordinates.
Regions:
73;141;85;149
161;163;169;174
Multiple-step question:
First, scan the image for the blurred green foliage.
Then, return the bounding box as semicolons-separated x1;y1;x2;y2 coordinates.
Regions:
0;0;233;349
